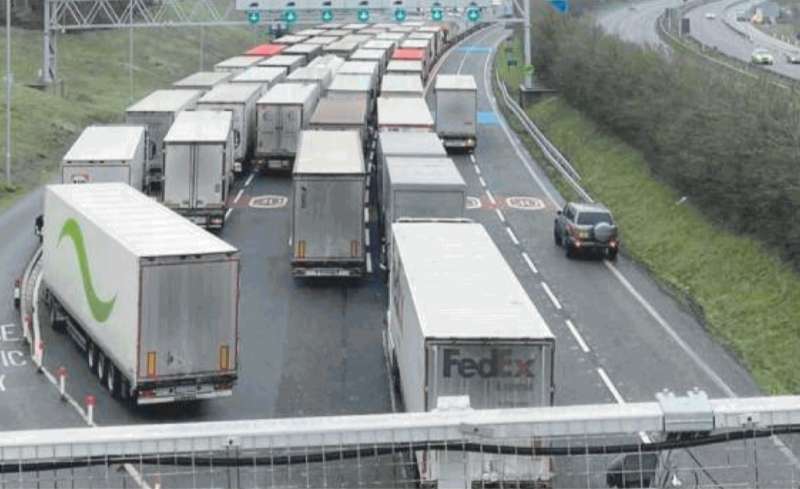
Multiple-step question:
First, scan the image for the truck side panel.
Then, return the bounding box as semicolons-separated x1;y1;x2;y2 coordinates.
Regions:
138;256;239;381
126;112;173;171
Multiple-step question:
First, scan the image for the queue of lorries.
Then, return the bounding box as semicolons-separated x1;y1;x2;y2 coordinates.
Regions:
32;19;556;486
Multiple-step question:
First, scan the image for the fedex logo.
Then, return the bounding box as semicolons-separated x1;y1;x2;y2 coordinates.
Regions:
442;348;535;379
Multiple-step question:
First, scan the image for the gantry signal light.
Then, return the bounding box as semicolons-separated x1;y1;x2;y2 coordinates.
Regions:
283;8;297;22
357;8;370;21
466;5;481;21
393;7;407;21
247;9;261;24
321;8;334;21
431;4;444;21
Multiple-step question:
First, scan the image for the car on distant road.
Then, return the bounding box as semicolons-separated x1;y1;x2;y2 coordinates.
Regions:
751;48;774;65
554;202;619;260
785;51;800;64
705;12;716;19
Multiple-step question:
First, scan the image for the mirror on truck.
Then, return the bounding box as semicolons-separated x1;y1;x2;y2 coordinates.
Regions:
606;453;658;488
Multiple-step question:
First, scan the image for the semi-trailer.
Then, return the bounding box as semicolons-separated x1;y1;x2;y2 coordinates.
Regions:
42;182;240;404
291;130;366;278
172;71;232;91
337;61;380;89
243;43;285;57
282;43;323;63
61;125;146;191
376;96;434;133
387;220;555;487
214;55;263;74
305;36;338;46
309;97;370;149
230;66;287;97
327;74;375;103
162;110;234;229
349;48;388;75
380;74;423;98
255;83;321;171
323;39;360;58
196;82;262;172
273;34;309;45
434;74;478;152
285;66;335;91
386;60;424;80
125;89;203;192
363;39;397;52
258;54;306;72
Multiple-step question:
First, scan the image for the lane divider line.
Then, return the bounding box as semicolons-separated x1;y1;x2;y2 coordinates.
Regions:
364;208;370;223
474;164;481;175
366;253;373;274
365;229;371;248
565;319;590;353
521;251;538;274
597;367;652;444
225;208;232;220
233;189;244;205
495;209;506;223
244;173;255;187
541;281;562;310
485;190;496;205
470;154;476;163
505;227;519;246
479;176;487;188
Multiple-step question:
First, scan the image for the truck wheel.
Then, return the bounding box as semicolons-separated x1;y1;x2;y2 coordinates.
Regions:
565;242;575;259
87;343;97;374
106;363;118;398
554;229;562;246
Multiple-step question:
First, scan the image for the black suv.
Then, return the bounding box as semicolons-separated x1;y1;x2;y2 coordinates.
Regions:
554;202;619;260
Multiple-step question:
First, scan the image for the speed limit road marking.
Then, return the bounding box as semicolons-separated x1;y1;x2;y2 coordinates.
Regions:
249;195;288;209
505;196;545;210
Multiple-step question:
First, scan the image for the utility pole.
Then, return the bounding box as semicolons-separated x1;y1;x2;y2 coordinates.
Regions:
5;0;12;186
522;0;532;89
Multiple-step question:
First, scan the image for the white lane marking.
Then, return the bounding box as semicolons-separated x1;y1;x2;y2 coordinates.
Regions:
233;189;244;204
603;261;736;397
597;367;652;444
0;374;5;392
366;253;373;274
365;229;371;247
565;319;590;353
474;164;481;175
245;173;255;187
364;208;370;223
541;281;562;310
485;190;496;205
479;176;487;188
521;251;538;274
470;154;476;163
505;227;520;245
225;208;232;220
495;209;506;223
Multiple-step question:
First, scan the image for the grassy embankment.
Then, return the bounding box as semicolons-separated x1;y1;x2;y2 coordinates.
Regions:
0;25;259;208
495;35;800;394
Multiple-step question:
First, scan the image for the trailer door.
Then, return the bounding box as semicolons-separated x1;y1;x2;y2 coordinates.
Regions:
163;143;193;208
259;105;280;155
280;105;302;153
61;164;132;186
194;144;224;207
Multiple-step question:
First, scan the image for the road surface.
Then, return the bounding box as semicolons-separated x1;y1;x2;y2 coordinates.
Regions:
596;0;681;47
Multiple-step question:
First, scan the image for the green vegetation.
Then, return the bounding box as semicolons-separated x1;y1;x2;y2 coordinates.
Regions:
0;25;258;208
496;33;800;394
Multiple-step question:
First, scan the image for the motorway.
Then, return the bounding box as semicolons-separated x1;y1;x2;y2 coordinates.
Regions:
595;0;681;47
0;20;796;485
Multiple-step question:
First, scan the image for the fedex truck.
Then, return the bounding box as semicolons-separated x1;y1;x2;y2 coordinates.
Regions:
387;221;556;487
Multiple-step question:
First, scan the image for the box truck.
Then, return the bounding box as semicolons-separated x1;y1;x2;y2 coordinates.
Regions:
258;54;306;72
214;55;263;74
309;97;370;149
380;74;424;98
408;31;439;58
377;96;434;133
387;221;555;486
327;74;375;103
273;34;309;45
337;61;380;92
196;83;261;172
434;74;478;151
42;183;239;404
283;43;322;63
285;66;335;91
363;39;397;53
305;36;338;46
173;71;232;91
291;130;366;278
350;48;388;74
162;110;233;229
382;156;466;256
244;43;285;57
398;42;431;71
61;126;146;191
230;66;288;97
386;60;424;80
323;39;360;58
126;89;202;192
256;83;321;170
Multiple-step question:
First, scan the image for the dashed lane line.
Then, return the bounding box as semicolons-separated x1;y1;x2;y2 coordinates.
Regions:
485;189;496;205
244;173;255;187
540;281;562;310
505;227;519;246
565;319;590;353
474;164;481;175
233;189;244;204
495;209;506;223
521;251;538;274
479;176;487;188
597;367;652;444
225;208;232;220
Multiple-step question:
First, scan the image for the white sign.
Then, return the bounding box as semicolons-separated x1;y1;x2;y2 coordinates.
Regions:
249;195;288;209
505;196;545;211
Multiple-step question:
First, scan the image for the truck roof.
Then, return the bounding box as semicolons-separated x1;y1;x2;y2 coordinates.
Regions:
338;61;379;77
273;34;309;44
393;222;554;341
46;183;237;257
386;157;465;189
283;43;322;55
310;97;368;126
163;110;232;143
197;82;261;104
295;29;325;36
381;74;423;94
258;54;305;67
377;32;406;41
244;43;285;57
231;66;287;84
377;97;434;127
323;39;360;53
387;60;423;72
257;83;318;105
214;55;263;70
378;131;446;156
126;89;202;113
294;130;365;175
63;126;145;162
350;49;385;62
305;36;338;45
435;74;478;91
328;74;373;92
342;34;373;44
363;39;396;50
172;71;232;88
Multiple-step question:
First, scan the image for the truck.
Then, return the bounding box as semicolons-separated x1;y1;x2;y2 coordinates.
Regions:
126;89;203;193
363;39;397;53
381;156;466;263
350;48;388;75
230;66;288;97
214;55;263;74
196;82;262;172
434;74;478;152
408;31;439;58
273;34;309;45
387;220;555;487
172;71;233;92
285;65;336;92
322;39;360;58
386;59;424;80
305;36;338;46
327;74;375;104
243;43;285;57
255;83;320;170
291;130;366;278
42;182;240;404
377;96;434;133
282;43;322;63
61;125;147;191
162;110;234;229
380;74;424;98
337;61;380;90
258;54;306;72
309;97;370;149
397;42;431;71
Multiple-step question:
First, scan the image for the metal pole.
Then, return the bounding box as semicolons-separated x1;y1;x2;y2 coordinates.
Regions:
5;0;12;185
200;26;205;70
128;0;133;102
523;0;532;89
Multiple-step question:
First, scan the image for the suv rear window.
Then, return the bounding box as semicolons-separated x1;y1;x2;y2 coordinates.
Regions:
577;211;613;225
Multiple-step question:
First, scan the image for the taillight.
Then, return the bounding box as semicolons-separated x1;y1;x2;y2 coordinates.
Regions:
297;240;306;258
146;352;157;377
351;240;360;257
219;345;230;371
609;240;618;248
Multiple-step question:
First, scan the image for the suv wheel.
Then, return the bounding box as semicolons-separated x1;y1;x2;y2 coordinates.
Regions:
607;248;618;261
554;228;562;246
565;242;575;259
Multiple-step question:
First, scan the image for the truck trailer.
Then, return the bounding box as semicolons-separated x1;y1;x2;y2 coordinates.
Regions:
291;130;366;278
386;59;424;80
214;55;263;74
42;183;240;404
256;83;321;170
434;74;478;151
126;89;203;193
309;97;370;149
230;66;288;97
172;71;232;91
380;74;424;98
282;43;323;63
387;220;555;487
377;97;434;133
61;125;146;191
258;54;306;72
162;110;234;229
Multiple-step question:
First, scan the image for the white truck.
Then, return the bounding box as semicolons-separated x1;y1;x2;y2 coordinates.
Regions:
388;221;556;487
322;39;360;58
349;48;388;75
61;125;146;191
172;71;232;92
309;97;370;149
196;82;262;172
380;74;424;98
327;74;375;103
42;183;240;404
282;43;322;63
273;34;309;45
255;83;320;171
126;89;203;193
291;130;366;278
258;54;306;72
377;96;434;133
162;110;234;229
230;66;288;97
386;60;424;80
434;74;478;152
214;55;263;74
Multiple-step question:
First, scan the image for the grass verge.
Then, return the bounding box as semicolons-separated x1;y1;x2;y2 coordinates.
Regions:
0;25;260;209
496;35;800;394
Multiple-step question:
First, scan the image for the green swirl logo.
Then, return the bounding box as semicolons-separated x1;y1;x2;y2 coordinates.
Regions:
58;218;117;323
